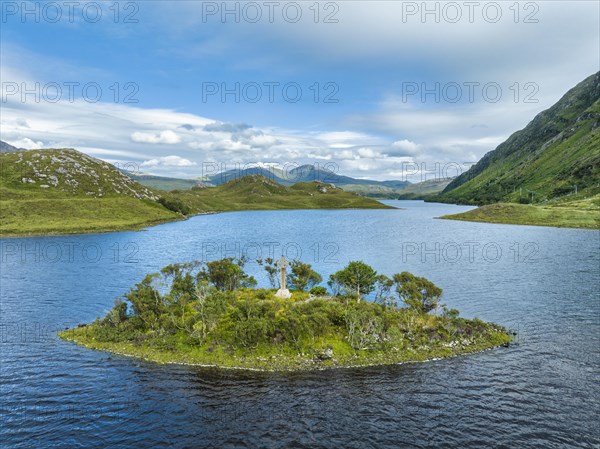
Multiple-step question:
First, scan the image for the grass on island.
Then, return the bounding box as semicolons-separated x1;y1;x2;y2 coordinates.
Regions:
438;194;600;229
59;259;511;372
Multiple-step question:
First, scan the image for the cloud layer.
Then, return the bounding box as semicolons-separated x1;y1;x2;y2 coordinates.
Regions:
1;1;598;181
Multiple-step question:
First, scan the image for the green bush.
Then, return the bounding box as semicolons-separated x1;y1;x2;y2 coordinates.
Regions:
309;286;328;296
158;196;192;215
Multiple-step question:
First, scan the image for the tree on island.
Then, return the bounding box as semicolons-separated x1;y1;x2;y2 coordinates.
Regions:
329;261;378;301
393;272;442;313
287;260;322;292
256;257;278;288
198;257;256;291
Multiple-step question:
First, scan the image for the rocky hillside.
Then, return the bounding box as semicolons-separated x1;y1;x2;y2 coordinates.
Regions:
439;72;600;204
1;148;158;200
0;147;178;237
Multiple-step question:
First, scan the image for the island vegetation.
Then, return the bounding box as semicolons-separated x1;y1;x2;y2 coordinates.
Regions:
60;258;511;371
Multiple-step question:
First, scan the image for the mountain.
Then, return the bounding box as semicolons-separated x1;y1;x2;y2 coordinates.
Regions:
131;164;412;198
396;178;454;200
0;140;20;153
439;72;600;205
202;164;410;190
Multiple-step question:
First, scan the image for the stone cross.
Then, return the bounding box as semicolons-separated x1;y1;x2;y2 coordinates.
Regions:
277;255;289;290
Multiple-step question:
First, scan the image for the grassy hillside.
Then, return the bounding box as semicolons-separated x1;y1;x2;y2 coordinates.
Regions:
439;72;600;205
435;72;600;229
396;178;453;200
338;183;404;198
439;194;600;229
0;149;179;236
164;175;394;212
340;178;452;199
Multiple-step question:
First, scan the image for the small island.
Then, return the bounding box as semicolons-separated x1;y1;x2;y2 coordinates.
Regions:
60;258;511;371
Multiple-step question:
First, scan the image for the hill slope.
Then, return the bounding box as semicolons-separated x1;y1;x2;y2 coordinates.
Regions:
0;148;179;236
439;72;600;205
0;141;20;153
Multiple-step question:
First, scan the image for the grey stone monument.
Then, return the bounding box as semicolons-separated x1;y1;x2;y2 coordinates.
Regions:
275;255;292;299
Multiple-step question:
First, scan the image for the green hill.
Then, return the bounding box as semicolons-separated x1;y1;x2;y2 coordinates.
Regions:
396;178;454;200
0;148;180;236
439;72;600;205
131;164;411;195
339;178;452;199
0;148;391;236
163;175;394;212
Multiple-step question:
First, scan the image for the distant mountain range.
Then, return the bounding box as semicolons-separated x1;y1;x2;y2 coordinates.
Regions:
129;165;422;198
438;72;600;204
0;141;20;152
208;164;410;189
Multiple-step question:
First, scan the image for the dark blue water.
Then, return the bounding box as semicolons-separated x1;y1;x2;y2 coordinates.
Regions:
1;201;598;448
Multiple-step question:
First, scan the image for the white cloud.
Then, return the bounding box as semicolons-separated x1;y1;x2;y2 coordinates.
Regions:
131;130;181;144
8;137;45;149
357;147;378;158
141;156;197;168
389;139;421;156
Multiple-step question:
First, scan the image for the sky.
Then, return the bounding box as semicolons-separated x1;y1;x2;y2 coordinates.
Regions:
1;0;599;181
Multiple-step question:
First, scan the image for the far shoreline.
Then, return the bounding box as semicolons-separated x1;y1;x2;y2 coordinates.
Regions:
0;204;399;239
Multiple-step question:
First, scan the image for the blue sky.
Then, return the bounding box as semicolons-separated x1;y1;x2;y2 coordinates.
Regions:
1;1;599;181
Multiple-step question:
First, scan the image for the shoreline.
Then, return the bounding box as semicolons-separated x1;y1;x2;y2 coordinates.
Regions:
0;205;397;239
59;329;511;373
437;202;600;230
